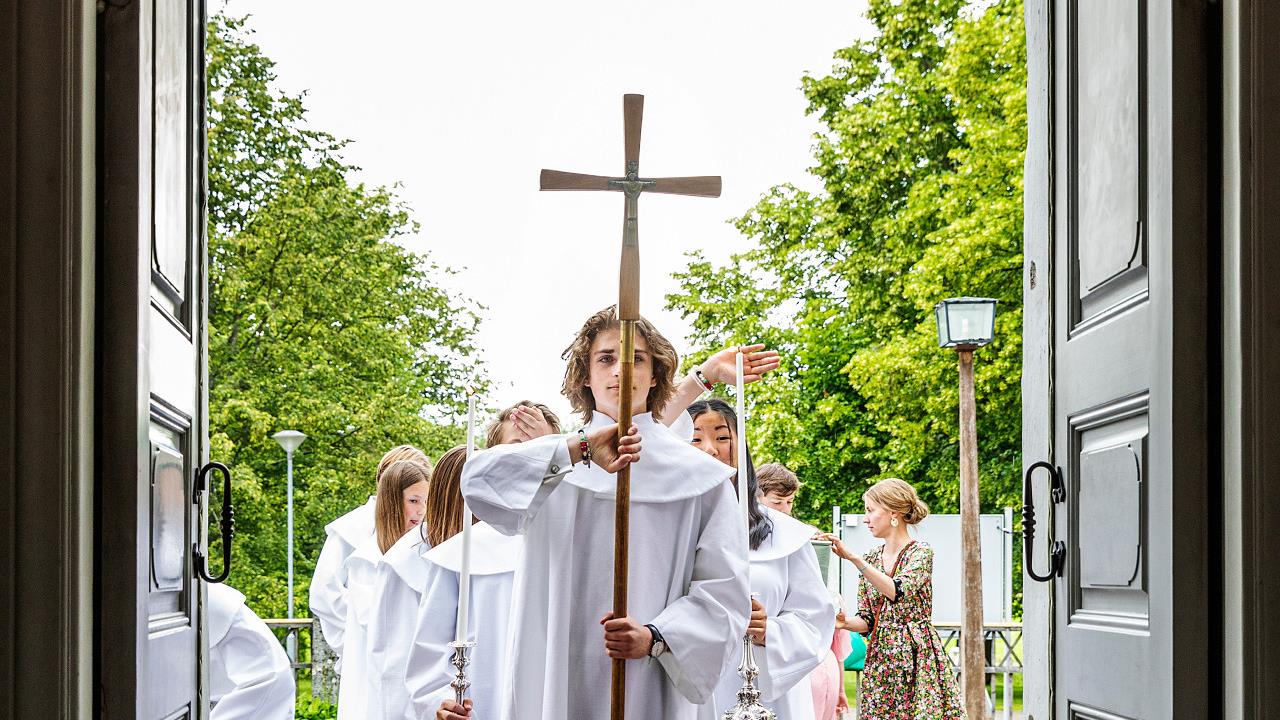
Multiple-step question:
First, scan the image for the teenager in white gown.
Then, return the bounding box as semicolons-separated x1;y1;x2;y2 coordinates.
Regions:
336;458;431;720
311;445;427;669
460;309;751;720
412;402;562;720
367;522;433;720
405;520;522;720
207;582;296;719
685;398;834;720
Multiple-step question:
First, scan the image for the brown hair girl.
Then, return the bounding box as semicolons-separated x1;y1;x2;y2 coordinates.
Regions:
374;459;432;553
423;446;469;548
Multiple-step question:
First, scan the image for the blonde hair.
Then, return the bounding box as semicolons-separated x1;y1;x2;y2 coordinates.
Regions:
560;305;680;423
863;477;930;525
375;459;432;553
424;446;468;548
485;401;563;448
376;445;427;483
757;463;800;497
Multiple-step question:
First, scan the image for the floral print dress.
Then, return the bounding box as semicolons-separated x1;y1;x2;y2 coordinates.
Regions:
855;541;964;719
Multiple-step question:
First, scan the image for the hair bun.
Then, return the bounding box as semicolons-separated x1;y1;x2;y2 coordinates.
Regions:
908;497;931;524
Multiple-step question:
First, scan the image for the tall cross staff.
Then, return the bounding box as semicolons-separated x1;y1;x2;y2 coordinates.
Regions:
540;94;721;720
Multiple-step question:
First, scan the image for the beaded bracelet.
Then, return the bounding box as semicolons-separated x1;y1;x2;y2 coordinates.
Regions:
691;367;714;392
578;428;591;467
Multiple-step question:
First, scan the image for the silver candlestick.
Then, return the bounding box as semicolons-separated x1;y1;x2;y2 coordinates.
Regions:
449;640;477;707
721;633;777;720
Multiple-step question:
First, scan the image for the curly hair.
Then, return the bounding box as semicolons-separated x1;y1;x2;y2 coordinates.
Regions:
560;305;680;423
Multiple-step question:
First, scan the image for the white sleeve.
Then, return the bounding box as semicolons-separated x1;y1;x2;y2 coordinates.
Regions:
652;481;751;704
460;434;573;535
309;533;351;660
404;563;460;720
210;606;297;720
755;544;837;701
366;562;420;720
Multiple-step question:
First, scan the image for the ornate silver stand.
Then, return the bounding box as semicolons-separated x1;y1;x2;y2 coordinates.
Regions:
448;640;477;707
721;633;777;720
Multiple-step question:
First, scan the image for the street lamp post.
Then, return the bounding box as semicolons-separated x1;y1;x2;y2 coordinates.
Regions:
273;429;307;662
934;297;997;720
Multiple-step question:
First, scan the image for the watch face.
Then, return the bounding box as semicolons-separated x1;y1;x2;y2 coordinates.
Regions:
650;639;666;657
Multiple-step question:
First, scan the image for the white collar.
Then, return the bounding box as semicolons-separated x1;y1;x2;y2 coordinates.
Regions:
749;506;820;561
382;524;433;594
425;521;523;575
324;496;376;548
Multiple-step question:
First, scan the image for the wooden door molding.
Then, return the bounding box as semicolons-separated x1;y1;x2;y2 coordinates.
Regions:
1229;0;1280;714
0;0;97;718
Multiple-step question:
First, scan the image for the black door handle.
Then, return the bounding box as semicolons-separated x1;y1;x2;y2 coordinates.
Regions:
1023;460;1065;582
194;461;233;583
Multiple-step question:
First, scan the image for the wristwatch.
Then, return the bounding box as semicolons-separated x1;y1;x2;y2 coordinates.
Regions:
644;623;667;658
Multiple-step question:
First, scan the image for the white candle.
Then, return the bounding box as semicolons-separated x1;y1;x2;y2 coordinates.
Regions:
456;394;475;643
735;353;748;531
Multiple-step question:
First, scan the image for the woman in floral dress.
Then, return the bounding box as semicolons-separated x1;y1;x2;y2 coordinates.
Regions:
821;478;964;719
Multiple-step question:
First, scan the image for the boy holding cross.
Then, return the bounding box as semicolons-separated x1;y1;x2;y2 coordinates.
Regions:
459;306;750;720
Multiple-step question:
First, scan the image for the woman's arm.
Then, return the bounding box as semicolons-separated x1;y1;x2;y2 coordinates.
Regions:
818;533;899;601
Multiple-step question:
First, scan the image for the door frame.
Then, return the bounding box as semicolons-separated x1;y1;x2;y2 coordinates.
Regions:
0;0;97;717
1224;0;1280;715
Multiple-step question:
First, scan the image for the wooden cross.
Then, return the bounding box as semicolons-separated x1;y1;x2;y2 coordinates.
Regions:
540;94;721;720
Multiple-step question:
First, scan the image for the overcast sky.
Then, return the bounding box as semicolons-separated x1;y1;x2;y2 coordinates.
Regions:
221;0;875;425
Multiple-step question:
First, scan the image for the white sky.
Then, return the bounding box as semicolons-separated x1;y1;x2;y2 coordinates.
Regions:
221;0;875;424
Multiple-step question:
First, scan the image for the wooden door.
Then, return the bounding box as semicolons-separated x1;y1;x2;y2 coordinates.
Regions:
1024;0;1214;717
99;0;212;717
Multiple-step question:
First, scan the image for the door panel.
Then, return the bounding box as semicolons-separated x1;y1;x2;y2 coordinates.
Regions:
1070;0;1148;330
1039;0;1212;718
99;0;208;717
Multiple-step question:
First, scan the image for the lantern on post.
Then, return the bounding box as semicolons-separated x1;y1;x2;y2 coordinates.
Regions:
933;297;996;720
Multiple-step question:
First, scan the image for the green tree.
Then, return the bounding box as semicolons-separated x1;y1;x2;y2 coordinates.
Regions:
667;0;1025;528
207;14;485;617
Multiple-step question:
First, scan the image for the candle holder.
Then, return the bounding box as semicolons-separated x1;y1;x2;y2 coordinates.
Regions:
720;633;776;720
448;640;477;707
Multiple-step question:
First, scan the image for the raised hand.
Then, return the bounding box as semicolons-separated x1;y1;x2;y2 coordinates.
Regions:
700;343;781;386
510;404;554;441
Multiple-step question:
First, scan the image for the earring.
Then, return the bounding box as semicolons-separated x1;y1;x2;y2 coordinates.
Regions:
891;516;899;528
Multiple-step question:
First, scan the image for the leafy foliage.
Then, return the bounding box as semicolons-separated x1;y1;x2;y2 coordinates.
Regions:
295;696;338;720
207;14;484;616
667;0;1026;530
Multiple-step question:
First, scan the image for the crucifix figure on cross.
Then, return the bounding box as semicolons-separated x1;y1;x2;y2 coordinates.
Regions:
540;93;721;720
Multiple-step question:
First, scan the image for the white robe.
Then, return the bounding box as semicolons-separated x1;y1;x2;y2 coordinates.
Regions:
336;533;383;720
461;411;751;720
703;507;835;719
404;522;522;720
208;583;296;720
367;525;433;720
310;496;376;668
